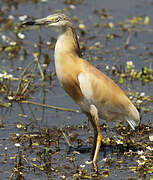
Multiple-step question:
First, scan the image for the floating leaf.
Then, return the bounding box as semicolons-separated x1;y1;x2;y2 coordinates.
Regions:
10;156;16;159
32;163;44;171
129;166;137;172
32;142;39;146
108;22;114;29
31;158;37;162
144;16;150;25
0;102;11;108
119;76;124;84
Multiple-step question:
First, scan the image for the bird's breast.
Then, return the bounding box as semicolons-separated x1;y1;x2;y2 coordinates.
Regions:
54;53;63;84
54;53;83;103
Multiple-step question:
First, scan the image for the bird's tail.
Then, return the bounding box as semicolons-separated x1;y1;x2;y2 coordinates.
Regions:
126;103;140;130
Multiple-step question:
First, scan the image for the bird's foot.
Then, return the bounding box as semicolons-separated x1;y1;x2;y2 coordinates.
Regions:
93;160;98;173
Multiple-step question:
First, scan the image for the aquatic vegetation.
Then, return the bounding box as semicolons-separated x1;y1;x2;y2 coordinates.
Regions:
0;0;152;179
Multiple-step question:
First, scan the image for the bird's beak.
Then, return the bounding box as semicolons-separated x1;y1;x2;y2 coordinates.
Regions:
22;17;49;26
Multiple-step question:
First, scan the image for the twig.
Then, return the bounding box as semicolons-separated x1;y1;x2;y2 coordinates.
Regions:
124;31;131;49
35;56;45;81
15;60;36;97
20;100;79;113
61;130;72;147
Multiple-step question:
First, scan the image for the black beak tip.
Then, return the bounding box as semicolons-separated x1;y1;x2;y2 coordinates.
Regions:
21;21;35;26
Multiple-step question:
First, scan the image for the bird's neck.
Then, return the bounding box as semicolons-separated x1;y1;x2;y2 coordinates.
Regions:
54;26;81;58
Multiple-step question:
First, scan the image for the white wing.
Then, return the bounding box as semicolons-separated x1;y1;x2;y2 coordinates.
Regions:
78;72;93;101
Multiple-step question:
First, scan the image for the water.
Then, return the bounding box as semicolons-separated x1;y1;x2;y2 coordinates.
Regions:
0;0;152;179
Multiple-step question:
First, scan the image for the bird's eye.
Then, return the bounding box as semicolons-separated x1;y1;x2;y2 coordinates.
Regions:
56;18;60;22
46;21;51;24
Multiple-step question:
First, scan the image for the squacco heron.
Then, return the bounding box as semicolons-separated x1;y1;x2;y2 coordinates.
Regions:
22;13;140;170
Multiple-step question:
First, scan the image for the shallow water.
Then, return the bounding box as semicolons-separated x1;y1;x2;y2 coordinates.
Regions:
0;0;152;179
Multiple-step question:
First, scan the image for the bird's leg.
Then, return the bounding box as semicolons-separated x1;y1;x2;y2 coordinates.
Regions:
89;104;102;171
87;114;97;159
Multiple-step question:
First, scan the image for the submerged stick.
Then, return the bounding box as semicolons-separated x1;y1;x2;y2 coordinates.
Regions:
20;100;79;113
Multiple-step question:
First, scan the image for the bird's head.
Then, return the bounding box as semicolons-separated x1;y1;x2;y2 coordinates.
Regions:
22;13;81;55
22;13;72;29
